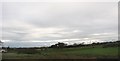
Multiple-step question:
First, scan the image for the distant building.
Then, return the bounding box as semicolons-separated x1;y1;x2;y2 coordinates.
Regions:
0;40;7;53
0;49;7;53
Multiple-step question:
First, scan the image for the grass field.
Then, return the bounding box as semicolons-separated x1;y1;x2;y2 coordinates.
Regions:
2;46;118;59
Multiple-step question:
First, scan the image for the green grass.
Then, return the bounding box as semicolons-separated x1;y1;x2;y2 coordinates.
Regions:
63;47;118;57
2;47;118;59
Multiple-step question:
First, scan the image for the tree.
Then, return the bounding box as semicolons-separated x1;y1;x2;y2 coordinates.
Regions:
50;45;57;48
50;42;67;48
56;42;67;48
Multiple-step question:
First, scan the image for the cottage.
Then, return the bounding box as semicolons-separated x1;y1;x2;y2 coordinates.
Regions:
0;49;7;53
0;40;7;53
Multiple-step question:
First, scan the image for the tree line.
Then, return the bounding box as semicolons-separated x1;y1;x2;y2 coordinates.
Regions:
49;41;120;48
2;40;120;49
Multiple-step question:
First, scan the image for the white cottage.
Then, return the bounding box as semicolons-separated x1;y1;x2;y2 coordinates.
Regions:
0;40;7;53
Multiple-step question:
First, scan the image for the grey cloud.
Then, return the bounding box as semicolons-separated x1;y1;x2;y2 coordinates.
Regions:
1;2;118;47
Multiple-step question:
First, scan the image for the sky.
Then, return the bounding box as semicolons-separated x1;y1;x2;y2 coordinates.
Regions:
0;1;118;47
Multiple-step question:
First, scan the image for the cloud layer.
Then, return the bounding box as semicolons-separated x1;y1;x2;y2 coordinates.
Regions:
1;2;118;47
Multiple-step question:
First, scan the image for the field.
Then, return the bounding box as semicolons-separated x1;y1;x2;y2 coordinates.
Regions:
2;46;118;59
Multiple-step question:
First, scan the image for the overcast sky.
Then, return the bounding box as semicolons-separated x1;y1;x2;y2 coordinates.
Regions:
0;2;118;47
